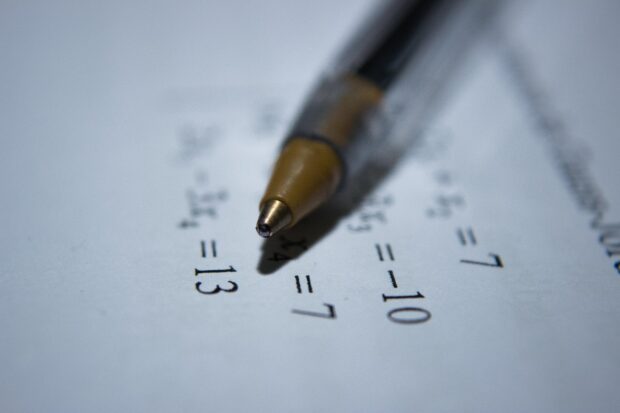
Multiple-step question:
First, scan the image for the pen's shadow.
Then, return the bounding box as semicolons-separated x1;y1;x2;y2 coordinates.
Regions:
257;208;343;275
257;141;412;275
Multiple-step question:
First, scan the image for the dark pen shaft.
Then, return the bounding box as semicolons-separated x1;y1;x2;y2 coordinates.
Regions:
356;0;449;90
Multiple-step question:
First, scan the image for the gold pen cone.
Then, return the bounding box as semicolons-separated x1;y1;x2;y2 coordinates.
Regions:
257;138;343;237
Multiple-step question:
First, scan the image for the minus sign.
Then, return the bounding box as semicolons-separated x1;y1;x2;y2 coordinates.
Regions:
388;270;398;288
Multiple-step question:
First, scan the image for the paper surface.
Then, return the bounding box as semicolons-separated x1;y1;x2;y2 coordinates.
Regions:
1;1;619;412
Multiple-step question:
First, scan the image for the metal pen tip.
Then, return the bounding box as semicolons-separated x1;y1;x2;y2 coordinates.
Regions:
256;199;292;238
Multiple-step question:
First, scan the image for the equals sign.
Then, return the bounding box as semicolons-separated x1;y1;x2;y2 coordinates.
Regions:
456;227;477;246
295;275;313;294
201;240;217;258
375;243;395;261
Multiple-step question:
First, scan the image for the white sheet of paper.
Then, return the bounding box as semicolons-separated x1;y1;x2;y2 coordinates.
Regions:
1;1;619;412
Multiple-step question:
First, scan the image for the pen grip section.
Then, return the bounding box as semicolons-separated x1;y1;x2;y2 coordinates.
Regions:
288;75;383;151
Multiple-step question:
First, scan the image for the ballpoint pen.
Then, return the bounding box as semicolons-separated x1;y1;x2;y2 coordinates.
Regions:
256;0;488;237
